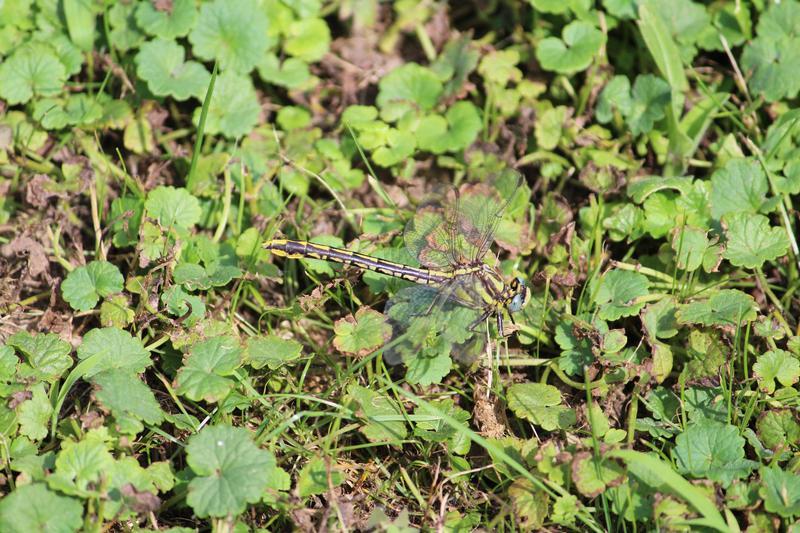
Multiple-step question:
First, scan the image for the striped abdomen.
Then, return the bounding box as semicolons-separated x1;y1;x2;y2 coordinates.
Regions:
263;239;450;285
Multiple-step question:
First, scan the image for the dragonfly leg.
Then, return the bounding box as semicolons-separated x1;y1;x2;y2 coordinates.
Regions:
468;308;493;331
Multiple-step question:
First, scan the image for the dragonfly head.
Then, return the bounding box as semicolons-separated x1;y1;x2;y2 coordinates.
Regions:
507;276;530;313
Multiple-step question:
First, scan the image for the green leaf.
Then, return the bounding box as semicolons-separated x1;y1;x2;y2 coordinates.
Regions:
192;71;260;138
17;383;52;441
188;0;274;74
753;349;800;394
757;410;800;450
534;105;566;150
135;0;197;39
596;76;632;124
244;335;303;370
92;369;165;429
593;269;650;321
145;186;202;229
0;42;67;104
256;54;311;89
107;2;144;52
7;331;72;382
50;431;115;494
176;336;242;403
637;1;688;93
161;285;206;325
173;262;242;290
507;383;576;431
723;213;789;269
346;384;408;443
672;421;756;488
676;289;757;327
626;74;670;135
372;128;416;167
642;298;679;340
333;308;391;356
61;261;124;311
572;452;626;498
284;18;330;62
535;21;605;75
760;465;800;517
740;1;800;102
376;63;443;121
412;399;471;455
135;39;211;101
710;158;769;219
478;49;522;87
186;425;277;518
76;327;152;378
99;294;135;328
0;483;82;533
297;456;345;497
672;226;721;273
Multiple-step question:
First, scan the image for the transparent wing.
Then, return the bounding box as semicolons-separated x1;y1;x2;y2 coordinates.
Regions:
403;173;523;269
381;277;489;370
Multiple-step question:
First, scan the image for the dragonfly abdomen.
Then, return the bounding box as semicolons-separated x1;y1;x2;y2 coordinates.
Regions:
263;239;449;285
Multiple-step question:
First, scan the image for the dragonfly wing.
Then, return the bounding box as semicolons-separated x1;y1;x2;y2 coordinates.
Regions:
382;278;487;369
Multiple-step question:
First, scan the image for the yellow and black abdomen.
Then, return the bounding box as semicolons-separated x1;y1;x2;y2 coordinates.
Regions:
263;239;449;285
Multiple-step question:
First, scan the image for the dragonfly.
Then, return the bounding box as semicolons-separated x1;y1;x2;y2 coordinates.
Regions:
263;173;530;367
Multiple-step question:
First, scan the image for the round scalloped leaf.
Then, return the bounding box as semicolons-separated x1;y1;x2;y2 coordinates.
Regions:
376;63;443;121
626;74;670;135
333;307;391;357
257;54;311;89
107;2;145;52
507;382;576;431
145;186;202;229
593;269;650;321
760;465;800;517
0;483;83;533
244;335;303;370
135;0;197;39
676;289;757;327
7;331;72;382
673;421;756;488
176;336;242;403
723;213;789;269
535;21;605;75
710;158;768;219
186;425;277;518
76;327;152;377
93;369;165;430
192;71;260;138
188;0;273;74
61;260;124;312
284;18;331;62
135;39;211;101
372;128;416;167
0;42;66;104
753;350;800;395
756;410;800;451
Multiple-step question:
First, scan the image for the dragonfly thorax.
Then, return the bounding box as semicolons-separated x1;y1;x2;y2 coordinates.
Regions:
507;276;530;313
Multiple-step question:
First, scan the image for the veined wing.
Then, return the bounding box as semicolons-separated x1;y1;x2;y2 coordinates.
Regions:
403;172;524;270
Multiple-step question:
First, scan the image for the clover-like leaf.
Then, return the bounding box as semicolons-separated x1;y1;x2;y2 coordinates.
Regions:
417;101;482;154
593;269;650;321
176;336;242;403
376;63;443;121
284;18;330;62
60;260;123;312
723;213;788;269
676;289;757;327
0;483;83;533
189;0;273;74
92;369;165;429
135;39;211;101
107;2;144;52
535;21;605;75
186;425;277;518
135;0;197;39
192;71;260;138
672;421;756;488
507;383;576;431
7;331;72;382
333;308;391;357
478;49;522;87
346;384;408;443
244;335;303;370
145;186;202;229
760;465;800;517
753;350;800;395
76;327;152;378
161;285;206;326
372;128;416;167
596;75;632;123
0;42;66;104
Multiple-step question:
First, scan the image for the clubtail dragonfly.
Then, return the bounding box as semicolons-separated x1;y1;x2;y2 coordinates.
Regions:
263;174;530;366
